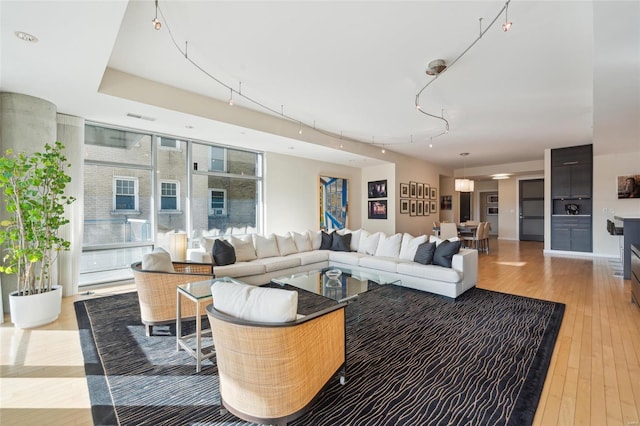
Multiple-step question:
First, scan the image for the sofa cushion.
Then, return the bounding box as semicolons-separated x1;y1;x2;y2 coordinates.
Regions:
399;233;428;261
230;235;257;262
320;231;333;250
331;232;352;252
414;242;436;265
308;230;322;250
212;279;298;323
254;234;280;258
329;251;365;266
375;233;402;257
253;256;301;273
433;240;462;268
292;231;313;252
358;231;381;255
276;234;298;256
142;248;175;272
213;261;266;278
359;255;400;273
212;239;236;266
294;250;330;266
396;262;462;283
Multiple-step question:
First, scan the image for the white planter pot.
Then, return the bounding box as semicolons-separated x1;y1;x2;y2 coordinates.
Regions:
9;285;63;329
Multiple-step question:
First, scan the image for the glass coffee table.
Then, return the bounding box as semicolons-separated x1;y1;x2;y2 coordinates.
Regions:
272;266;401;303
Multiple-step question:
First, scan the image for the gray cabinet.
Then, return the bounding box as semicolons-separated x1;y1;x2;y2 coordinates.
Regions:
551;145;592;252
551;216;592;252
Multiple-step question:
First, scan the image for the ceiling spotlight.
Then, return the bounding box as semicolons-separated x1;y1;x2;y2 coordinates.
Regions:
381;147;386;154
152;0;162;30
426;59;447;76
228;89;234;106
15;31;38;43
502;3;512;32
298;122;303;135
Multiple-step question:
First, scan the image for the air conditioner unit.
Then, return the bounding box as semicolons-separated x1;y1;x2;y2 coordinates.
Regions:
214;209;224;215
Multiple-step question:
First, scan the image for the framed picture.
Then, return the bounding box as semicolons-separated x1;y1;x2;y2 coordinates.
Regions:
400;183;409;198
423;200;430;216
409;182;417;198
430;200;437;214
417;199;423;215
487;207;499;215
487;194;499;203
441;195;452;210
400;199;410;214
368;200;388;219
617;174;640;198
417;183;424;199
430;187;438;200
410;199;417;216
368;180;387;199
424;184;430;200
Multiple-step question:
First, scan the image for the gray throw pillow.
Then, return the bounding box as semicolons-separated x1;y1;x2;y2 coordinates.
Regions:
320;231;333;250
331;233;352;252
432;240;462;268
213;239;236;266
414;242;436;265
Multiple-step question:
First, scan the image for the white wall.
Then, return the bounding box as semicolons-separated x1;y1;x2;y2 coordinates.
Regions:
592;150;640;257
263;152;362;235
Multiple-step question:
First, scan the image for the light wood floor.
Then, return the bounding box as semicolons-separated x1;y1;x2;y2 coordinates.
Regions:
1;239;639;425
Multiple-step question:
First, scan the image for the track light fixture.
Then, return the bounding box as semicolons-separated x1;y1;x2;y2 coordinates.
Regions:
415;0;512;137
152;0;161;30
228;89;234;106
502;3;512;32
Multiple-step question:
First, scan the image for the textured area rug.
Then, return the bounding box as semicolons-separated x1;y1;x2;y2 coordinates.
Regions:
75;285;564;426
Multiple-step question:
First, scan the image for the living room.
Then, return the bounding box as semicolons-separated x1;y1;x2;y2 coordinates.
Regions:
1;1;639;425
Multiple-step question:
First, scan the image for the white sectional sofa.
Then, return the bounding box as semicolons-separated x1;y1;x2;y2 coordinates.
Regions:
187;229;478;299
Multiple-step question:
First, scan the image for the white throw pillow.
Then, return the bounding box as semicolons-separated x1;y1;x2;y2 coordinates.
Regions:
253;234;280;258
142;247;175;272
229;235;257;262
212;280;298;323
336;228;350;235
359;231;381;255
308;230;322;250
375;232;403;257
292;231;313;252
200;236;217;254
276;233;298;256
429;235;460;247
349;229;362;252
399;233;428;261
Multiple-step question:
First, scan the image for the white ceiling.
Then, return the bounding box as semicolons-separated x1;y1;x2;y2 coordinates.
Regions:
1;1;638;174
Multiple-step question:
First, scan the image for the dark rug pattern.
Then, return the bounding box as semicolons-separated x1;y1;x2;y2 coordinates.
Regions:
75;284;564;426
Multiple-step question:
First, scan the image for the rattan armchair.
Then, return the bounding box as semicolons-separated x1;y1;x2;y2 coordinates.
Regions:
206;302;347;426
131;261;214;336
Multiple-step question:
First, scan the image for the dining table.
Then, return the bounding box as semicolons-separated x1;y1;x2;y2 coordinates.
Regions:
432;223;478;237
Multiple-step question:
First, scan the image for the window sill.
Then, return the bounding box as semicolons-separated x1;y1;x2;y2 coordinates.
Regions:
110;211;141;215
159;210;183;215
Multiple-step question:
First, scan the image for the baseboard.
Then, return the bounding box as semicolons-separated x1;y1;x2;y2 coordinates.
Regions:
543;249;619;260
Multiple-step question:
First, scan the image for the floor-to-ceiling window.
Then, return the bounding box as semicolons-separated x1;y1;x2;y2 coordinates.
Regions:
81;125;154;285
80;124;263;286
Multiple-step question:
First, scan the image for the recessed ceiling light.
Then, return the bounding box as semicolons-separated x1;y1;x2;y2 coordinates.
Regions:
491;173;512;180
126;113;156;122
185;125;194;129
15;31;38;43
288;146;295;150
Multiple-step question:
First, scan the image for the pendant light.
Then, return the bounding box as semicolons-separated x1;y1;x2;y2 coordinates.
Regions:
455;153;475;192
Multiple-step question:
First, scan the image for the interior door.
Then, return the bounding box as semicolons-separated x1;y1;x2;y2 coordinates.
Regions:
519;179;544;241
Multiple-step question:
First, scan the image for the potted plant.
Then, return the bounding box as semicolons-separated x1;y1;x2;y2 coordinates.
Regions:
0;141;75;328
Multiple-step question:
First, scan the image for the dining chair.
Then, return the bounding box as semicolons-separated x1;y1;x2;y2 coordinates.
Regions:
480;222;491;253
461;222;483;249
439;222;458;240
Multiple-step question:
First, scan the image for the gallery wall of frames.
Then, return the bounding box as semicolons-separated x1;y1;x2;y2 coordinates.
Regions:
399;181;438;217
